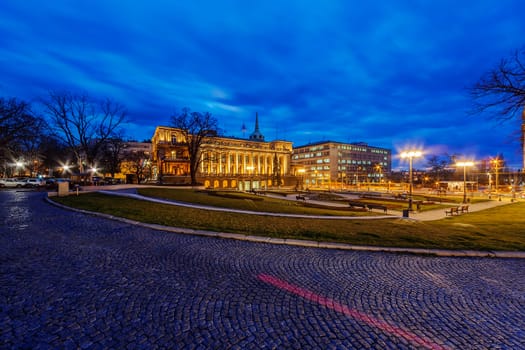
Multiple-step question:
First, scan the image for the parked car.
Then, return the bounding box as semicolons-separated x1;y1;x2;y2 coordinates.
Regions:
91;176;105;185
104;177;121;185
0;178;27;188
23;178;46;188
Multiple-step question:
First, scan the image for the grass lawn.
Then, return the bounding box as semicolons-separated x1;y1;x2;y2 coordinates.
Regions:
136;188;378;216
51;190;525;251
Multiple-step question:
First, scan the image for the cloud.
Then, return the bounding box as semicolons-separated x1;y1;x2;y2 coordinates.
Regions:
1;0;525;168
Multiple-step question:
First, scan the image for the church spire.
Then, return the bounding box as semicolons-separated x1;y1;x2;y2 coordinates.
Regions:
249;112;265;141
254;112;260;132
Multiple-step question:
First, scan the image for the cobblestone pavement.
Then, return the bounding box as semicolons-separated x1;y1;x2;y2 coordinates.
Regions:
1;190;524;349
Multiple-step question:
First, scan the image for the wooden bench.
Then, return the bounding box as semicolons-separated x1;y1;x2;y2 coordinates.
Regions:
348;201;367;209
366;203;387;214
445;207;460;216
296;195;306;201
459;205;469;213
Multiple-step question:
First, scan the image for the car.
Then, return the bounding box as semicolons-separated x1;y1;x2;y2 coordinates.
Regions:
23;178;46;188
0;178;27;188
104;177;121;185
91;176;105;185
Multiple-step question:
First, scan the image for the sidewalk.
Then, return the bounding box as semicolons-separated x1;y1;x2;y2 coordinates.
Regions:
391;199;514;221
276;192;516;221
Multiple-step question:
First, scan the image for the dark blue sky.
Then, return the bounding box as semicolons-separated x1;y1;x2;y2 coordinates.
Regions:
1;1;524;169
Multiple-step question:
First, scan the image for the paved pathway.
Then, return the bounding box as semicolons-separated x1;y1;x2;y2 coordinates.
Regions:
83;184;517;222
276;191;515;221
1;190;524;349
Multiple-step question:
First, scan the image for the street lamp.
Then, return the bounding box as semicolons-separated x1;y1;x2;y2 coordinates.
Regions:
15;161;24;176
400;150;422;211
491;157;501;199
456;161;474;204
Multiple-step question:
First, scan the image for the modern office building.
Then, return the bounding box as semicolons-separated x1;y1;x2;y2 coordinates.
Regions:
292;141;391;189
151;114;294;190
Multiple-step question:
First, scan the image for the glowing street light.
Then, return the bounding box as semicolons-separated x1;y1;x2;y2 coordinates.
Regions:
490;157;501;198
400;150;422;211
14;161;24;176
456;161;474;204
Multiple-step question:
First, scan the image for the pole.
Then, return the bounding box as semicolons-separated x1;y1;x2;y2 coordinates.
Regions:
408;156;413;211
495;162;499;197
463;165;467;203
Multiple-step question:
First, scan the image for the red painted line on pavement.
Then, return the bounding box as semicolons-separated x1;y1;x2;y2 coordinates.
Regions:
257;273;449;350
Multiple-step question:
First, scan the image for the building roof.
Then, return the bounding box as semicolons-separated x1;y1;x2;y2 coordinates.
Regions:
294;140;390;151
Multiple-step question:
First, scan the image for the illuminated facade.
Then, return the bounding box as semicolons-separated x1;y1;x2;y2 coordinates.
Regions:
151;115;294;190
292;141;391;189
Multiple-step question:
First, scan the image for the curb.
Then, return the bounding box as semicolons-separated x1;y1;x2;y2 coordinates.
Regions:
45;195;525;259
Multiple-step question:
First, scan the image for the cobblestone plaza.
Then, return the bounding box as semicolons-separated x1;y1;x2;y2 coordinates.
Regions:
1;191;524;349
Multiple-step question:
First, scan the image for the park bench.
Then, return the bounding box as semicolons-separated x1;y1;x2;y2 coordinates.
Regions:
296;195;307;201
459;205;469;213
445;207;460;216
366;203;387;214
348;201;367;210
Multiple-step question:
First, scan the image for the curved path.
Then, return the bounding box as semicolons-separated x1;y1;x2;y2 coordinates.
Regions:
1;190;524;349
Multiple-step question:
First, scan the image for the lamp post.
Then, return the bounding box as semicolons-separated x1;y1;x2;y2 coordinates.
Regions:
491;157;500;199
63;165;70;178
15;161;23;177
400;151;422;211
375;164;383;191
456;161;474;204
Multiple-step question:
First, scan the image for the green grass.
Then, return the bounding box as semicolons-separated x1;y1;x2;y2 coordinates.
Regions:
51;191;525;251
136;188;377;216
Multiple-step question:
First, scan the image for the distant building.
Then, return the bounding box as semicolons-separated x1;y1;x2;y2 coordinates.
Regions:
151;114;294;190
292;141;391;189
119;141;152;184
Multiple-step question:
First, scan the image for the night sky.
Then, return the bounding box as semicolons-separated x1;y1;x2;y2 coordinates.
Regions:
1;1;524;169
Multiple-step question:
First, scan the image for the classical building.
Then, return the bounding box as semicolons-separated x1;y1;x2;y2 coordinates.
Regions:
292;141;391;189
151;114;294;190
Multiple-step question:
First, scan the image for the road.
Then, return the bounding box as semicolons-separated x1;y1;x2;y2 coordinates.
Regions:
1;190;524;349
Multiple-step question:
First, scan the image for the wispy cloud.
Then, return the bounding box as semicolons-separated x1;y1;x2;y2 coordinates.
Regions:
1;0;524;166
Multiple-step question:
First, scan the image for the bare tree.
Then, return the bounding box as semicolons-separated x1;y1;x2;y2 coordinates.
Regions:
0;98;35;154
100;135;126;177
0;97;46;176
18;116;49;176
39;134;71;177
121;150;151;184
170;107;218;186
470;47;525;120
426;154;454;182
42;91;127;173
